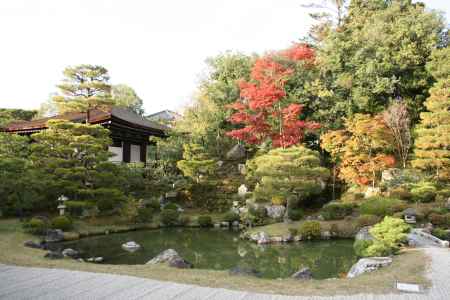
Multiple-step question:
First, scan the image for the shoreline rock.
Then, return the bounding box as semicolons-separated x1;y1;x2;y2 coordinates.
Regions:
146;249;193;269
347;257;392;278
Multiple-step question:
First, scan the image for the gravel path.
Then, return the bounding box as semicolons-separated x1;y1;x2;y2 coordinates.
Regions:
0;248;449;299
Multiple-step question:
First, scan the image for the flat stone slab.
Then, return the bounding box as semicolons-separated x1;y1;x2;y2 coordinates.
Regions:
396;282;422;293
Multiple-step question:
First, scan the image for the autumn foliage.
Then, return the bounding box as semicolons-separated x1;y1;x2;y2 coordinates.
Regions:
226;44;319;148
321;114;396;187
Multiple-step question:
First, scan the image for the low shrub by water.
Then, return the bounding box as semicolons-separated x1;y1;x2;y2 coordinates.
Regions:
299;221;321;239
359;196;404;216
321;203;354;220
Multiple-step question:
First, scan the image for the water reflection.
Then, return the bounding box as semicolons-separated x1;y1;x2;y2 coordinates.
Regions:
58;228;356;279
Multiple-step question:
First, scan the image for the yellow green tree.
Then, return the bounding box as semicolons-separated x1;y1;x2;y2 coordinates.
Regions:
412;47;450;180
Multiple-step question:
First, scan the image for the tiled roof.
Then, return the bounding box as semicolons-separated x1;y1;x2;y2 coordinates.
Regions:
4;107;168;133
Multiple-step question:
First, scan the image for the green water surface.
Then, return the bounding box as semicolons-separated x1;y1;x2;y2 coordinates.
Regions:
59;228;356;279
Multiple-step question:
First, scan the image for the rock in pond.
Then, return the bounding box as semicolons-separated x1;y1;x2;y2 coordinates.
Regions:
122;241;141;252
291;267;313;280
257;232;270;244
62;248;79;258
44;251;64;259
44;229;65;243
229;266;261;277
146;249;192;269
347;257;392;278
24;240;43;249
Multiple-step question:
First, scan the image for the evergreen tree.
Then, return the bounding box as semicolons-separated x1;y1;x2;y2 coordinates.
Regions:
30;120;126;209
53;65;114;118
412;78;450;179
176;143;217;183
250;145;329;204
319;0;445;122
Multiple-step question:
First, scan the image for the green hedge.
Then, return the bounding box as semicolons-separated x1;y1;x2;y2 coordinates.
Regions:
299;221;321;239
359;197;404;216
321;203;354;220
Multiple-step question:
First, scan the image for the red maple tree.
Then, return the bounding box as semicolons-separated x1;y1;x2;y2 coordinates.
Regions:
226;43;319;148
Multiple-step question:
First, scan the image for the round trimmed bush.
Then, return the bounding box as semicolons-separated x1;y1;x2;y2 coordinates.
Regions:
321;203;354;220
353;239;373;257
179;215;191;226
359;196;403;216
357;214;381;227
136;207;153;223
51;216;72;231
197;215;213;227
160;209;179;226
148;198;161;211
299;221;321;239
164;203;178;210
288;208;304;221
223;212;240;223
97;198;116;212
25;217;48;235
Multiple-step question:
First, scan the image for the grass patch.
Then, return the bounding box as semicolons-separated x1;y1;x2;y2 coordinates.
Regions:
0;218;429;296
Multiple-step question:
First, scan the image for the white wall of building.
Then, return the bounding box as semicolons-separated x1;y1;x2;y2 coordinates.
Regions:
130;144;141;162
108;146;123;162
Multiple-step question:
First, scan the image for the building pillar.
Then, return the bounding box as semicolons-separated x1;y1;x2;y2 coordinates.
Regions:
123;141;131;163
140;143;147;163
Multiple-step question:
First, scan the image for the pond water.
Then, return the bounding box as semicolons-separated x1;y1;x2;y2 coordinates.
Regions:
57;228;356;279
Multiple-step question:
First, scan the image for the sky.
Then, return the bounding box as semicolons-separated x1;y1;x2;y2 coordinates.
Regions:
0;0;448;115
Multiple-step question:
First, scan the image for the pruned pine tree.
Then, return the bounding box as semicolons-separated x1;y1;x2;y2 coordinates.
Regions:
251;145;329;204
177;143;217;183
53;65;113;121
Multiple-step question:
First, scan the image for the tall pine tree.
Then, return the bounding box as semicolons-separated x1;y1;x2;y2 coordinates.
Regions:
53;65;114;120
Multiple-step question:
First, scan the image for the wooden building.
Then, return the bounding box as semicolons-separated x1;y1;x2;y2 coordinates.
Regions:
3;107;168;164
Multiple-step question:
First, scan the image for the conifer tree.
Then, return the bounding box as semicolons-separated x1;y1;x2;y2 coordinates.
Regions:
250;145;329;204
412;78;450;179
177;143;217;183
53;65;114;120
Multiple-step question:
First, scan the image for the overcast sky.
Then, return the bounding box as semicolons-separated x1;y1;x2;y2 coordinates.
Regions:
0;0;448;115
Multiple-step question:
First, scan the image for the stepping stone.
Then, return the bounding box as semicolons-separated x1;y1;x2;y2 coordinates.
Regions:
396;282;422;293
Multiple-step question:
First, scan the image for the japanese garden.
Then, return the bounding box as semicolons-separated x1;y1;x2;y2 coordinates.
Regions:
0;0;449;299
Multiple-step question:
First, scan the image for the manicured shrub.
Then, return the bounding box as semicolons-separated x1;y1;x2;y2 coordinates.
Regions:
321;203;354;220
357;214;381;228
353;239;373;257
411;182;437;203
366;217;410;256
288;228;298;236
437;188;450;198
148;198;161;211
51;216;73;231
197;215;213;227
388;187;412;201
299;221;321;239
429;213;446;226
97;198;116;212
223;212;240;223
359;196;403;216
341;192;365;203
179;215;191;226
288;208;304;221
432;228;448;240
136;207;153;223
24;217;48;235
160;209;180;226
249;205;267;220
164;203;179;210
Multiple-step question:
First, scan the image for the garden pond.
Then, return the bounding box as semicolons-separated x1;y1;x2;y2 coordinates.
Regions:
56;228;356;279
